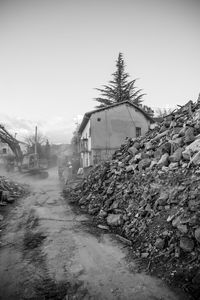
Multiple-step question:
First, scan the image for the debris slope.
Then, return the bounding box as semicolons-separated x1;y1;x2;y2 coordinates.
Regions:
65;100;200;299
0;175;28;219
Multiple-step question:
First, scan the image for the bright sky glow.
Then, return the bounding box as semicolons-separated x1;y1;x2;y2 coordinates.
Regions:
0;0;199;143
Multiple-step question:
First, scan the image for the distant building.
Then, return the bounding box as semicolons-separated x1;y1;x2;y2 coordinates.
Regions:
0;142;14;166
78;101;154;168
0;142;13;155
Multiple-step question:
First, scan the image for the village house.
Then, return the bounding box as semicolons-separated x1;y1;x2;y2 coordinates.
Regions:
78;101;154;168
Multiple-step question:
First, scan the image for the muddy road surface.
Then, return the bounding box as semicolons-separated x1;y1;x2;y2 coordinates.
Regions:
0;169;187;300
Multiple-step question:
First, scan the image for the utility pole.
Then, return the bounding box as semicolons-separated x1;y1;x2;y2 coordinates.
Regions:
34;126;38;155
34;126;39;168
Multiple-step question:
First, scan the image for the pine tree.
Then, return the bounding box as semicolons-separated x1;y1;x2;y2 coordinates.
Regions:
94;53;145;108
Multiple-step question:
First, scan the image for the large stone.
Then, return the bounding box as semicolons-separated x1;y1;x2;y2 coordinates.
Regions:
145;150;155;157
145;141;154;151
98;209;107;218
126;165;134;172
107;187;114;195
169;148;182;162
158;153;169;166
141;252;149;258
172;127;182;135
97;224;109;230
190;151;200;165
188;199;199;211
185;139;200;153
149;160;157;169
194;227;200;243
138;158;151;171
177;224;188;234
182;150;191;161
172;216;181;227
155;238;165;249
115;234;132;246
79;197;87;205
133;142;140;149
133;153;142;162
168;162;179;170
128;146;138;156
161;142;171;154
189;215;200;226
107;214;123;226
155;192;169;207
154;149;162;159
184;126;195;144
179;237;194;252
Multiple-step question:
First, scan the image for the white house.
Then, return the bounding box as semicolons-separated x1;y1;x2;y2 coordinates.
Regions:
78;101;154;168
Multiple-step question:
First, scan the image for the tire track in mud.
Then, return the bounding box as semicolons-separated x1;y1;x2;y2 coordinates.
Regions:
0;171;188;300
0;190;89;300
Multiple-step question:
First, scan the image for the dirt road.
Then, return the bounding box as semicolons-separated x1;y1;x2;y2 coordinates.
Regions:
0;170;187;300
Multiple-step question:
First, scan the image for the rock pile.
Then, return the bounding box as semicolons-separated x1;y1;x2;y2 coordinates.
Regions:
65;100;200;299
0;175;28;221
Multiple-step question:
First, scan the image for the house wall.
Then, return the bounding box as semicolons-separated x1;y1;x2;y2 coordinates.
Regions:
80;119;92;168
0;142;14;166
90;104;150;163
0;142;13;155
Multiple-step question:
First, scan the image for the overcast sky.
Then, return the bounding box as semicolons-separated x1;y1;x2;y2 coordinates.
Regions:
0;0;199;143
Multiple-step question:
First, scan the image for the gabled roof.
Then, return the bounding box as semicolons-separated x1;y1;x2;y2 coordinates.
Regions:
78;101;154;134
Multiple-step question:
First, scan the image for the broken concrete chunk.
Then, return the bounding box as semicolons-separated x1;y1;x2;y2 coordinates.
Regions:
161;142;171;154
168;162;179;169
194;227;200;243
182;150;191;161
185;139;200;153
154;192;169;209
149;160;157;169
185;126;195;144
133;153;142;162
190;150;200;165
106;214;123;226
128;146;138;156
133;142;140;149
172;216;181;227
145;141;154;151
97;224;109;230
177;224;188;234
169;148;182;162
141;252;149;258
138;158;151;171
98;209;108;218
115;234;132;246
126;165;134;172
155;238;165;249
180;237;194;252
158;153;169;166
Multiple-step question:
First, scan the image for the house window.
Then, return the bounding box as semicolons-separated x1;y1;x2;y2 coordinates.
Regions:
97;117;101;121
136;127;141;137
2;148;7;154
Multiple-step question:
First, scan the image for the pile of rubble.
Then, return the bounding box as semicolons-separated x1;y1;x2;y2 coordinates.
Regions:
0;175;28;220
65;99;200;299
